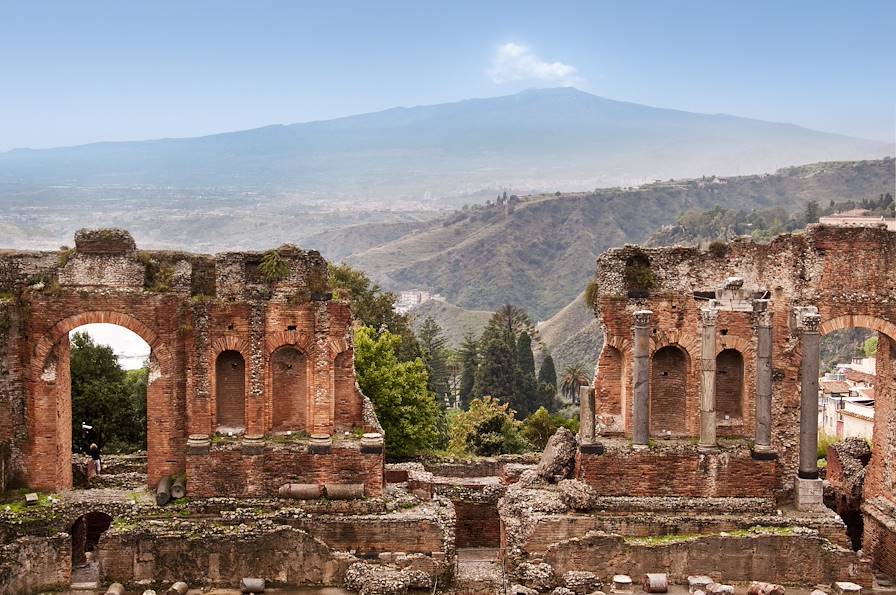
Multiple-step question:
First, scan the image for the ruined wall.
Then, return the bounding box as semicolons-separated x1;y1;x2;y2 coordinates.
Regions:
0;534;71;595
587;226;896;496
0;229;383;497
98;526;349;587
576;446;778;499
542;531;870;587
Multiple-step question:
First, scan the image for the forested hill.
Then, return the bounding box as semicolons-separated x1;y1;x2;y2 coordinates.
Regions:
340;158;894;320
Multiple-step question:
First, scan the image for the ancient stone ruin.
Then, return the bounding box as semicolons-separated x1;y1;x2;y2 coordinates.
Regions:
1;224;895;594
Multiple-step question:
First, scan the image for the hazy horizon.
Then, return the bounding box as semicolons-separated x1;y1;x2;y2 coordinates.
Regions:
1;1;894;151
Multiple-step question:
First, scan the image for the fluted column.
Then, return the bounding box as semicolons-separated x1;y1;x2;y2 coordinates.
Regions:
753;300;774;452
699;307;718;450
799;312;821;479
632;310;652;448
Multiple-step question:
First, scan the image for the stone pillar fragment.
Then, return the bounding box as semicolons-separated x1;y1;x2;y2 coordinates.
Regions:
799;312;821;479
632;310;652;448
579;385;595;443
753;300;773;452
699;307;718;450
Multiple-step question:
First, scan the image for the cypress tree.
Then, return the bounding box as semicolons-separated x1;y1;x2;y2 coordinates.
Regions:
458;334;479;409
538;353;557;390
516;332;536;379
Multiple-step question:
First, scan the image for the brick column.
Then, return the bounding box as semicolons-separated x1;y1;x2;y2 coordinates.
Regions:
753;300;774;452
632;310;652;448
699;307;718;450
799;312;821;479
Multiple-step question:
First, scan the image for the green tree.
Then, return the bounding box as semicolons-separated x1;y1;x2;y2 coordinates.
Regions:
804;200;820;224
473;334;518;405
352;326;439;456
538;353;557;390
559;362;590;405
448;397;529;456
864;336;879;357
70;332;146;453
458;334;479;408
417;316;450;401
328;263;420;361
521;406;579;450
516;332;536;378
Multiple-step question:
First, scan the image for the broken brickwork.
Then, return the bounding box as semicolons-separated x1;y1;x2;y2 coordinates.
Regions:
582;224;896;574
0;229;384;497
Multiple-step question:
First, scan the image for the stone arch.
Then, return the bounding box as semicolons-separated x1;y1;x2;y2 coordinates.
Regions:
649;330;700;361
214;350;246;432
650;344;689;436
821;314;896;341
27;310;175;491
68;511;112;568
716;335;752;356
715;348;745;420
270;344;310;432
265;330;313;356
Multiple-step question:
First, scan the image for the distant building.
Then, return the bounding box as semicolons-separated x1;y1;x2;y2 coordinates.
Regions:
394;289;445;314
819;209;896;231
819;358;876;442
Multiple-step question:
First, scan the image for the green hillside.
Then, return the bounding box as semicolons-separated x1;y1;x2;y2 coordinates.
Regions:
408;300;493;347
347;158;895;319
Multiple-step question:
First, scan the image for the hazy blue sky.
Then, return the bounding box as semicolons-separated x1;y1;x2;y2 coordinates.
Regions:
1;1;894;150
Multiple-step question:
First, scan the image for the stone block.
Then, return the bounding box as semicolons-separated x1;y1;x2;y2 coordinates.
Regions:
796;477;824;511
611;575;633;594
688;576;714;593
832;583;862;595
24;492;38;506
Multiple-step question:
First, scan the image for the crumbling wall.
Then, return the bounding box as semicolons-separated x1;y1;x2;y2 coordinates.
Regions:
0;534;71;595
0;229;383;497
588;226;896;497
543;531;870;587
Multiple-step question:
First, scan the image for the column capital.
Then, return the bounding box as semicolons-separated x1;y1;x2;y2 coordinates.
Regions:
700;307;719;326
633;309;653;327
802;313;821;334
753;299;772;327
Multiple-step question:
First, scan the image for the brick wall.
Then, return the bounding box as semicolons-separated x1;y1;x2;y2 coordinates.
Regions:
716;348;744;420
650;346;688;435
454;501;500;548
215;350;246;430
186;441;384;498
0;229;383;496
542;531;870;587
576;448;778;499
271;346;309;431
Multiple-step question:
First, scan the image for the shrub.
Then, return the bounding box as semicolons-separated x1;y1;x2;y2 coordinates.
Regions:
448;397;530;457
259;250;289;284
708;240;728;257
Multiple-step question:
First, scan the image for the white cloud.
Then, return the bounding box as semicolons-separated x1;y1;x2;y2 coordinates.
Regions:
488;42;581;85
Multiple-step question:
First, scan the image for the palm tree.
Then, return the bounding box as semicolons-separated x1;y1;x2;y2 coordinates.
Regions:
560;362;590;405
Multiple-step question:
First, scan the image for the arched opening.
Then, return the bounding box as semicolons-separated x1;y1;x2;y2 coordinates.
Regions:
271;346;308;432
29;311;176;491
650;345;688;435
215;350;246;433
816;316;896;560
715;348;744;421
69;511;112;581
68;324;150;489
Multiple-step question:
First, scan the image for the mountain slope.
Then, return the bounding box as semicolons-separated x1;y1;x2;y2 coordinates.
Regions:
408;300;493;347
537;291;602;374
1;88;889;200
346;158;895;319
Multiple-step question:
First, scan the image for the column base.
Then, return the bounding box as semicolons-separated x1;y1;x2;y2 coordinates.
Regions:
697;443;718;453
631;443;650;452
795;477;825;511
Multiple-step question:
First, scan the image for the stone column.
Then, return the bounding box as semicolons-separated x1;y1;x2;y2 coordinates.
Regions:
753;300;774;452
699;307;718;450
799;312;821;479
632;310;652;448
579;385;595;443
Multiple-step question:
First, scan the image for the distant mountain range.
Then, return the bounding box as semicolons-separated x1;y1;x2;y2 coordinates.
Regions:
1;88;891;201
